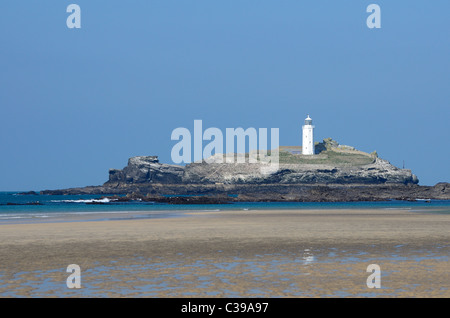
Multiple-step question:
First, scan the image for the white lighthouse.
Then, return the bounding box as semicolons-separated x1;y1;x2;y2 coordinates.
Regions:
302;115;315;155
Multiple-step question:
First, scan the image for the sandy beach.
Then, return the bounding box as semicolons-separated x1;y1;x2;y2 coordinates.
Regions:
0;208;449;297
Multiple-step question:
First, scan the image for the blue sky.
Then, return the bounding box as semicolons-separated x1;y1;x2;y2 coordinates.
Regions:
0;1;449;190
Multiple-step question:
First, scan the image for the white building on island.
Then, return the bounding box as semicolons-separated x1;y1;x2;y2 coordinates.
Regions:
302;115;315;155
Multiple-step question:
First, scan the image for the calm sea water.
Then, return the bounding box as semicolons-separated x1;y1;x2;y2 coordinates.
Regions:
0;191;449;224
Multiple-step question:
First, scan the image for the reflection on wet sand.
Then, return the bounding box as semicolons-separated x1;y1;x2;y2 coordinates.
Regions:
0;208;449;297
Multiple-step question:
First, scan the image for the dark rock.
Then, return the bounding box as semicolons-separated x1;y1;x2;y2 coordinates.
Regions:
17;191;38;195
105;156;184;185
101;193;232;205
5;202;43;206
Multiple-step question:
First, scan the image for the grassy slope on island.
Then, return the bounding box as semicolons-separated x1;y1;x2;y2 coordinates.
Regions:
277;148;376;166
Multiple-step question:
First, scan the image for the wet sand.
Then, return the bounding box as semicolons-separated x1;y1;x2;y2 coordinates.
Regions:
0;208;449;297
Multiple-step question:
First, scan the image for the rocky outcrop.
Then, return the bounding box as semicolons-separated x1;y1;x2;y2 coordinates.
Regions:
178;157;417;185
40;183;450;202
104;155;418;187
39;140;450;202
107;156;184;185
103;138;418;188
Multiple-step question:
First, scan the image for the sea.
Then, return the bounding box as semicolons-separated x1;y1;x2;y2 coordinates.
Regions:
1;191;449;224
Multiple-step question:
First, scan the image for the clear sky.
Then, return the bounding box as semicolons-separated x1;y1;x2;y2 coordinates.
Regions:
0;1;449;190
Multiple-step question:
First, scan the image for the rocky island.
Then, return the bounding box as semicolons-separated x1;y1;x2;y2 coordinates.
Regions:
40;138;450;203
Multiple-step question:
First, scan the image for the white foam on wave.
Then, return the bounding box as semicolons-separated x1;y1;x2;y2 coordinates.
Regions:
0;214;51;220
0;216;27;219
51;198;111;203
383;207;412;210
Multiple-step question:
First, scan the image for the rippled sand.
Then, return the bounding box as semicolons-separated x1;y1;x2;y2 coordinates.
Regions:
0;208;449;297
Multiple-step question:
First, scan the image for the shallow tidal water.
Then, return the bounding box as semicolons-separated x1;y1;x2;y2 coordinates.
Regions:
1;245;448;297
